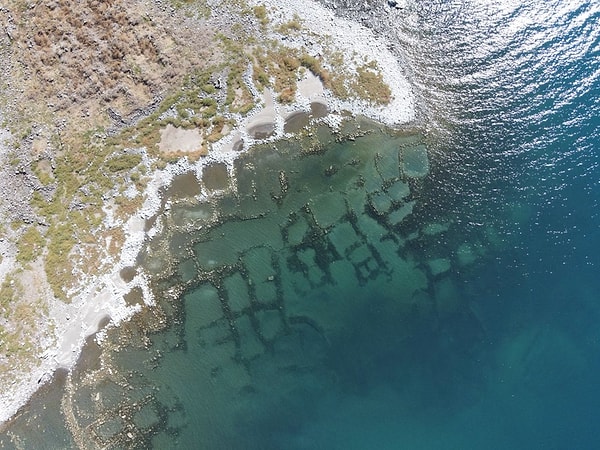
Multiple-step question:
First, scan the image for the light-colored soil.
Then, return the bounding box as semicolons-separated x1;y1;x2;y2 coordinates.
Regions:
159;124;205;154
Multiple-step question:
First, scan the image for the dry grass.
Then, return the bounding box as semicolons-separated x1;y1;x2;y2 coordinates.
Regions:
105;227;126;257
16;226;45;264
354;63;392;104
6;0;221;136
115;195;145;221
276;14;303;34
0;266;50;375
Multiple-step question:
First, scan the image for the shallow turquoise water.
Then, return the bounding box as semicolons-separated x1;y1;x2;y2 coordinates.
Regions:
109;122;492;449
2;0;599;448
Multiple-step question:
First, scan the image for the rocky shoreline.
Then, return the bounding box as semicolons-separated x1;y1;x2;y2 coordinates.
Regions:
0;0;416;427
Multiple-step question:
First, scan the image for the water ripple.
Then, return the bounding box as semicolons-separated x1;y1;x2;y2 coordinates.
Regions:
388;0;600;270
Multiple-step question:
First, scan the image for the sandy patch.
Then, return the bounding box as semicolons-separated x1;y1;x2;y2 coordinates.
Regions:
246;89;277;138
297;70;327;106
159;124;204;154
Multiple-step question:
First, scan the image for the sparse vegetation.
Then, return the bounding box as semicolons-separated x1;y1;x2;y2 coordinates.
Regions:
252;5;269;27
45;221;77;301
226;68;255;113
0;269;46;372
33;159;55;186
106;154;143;173
299;54;328;81
354;63;392;104
115;195;145;221
16;226;45;264
0;276;20;315
277;15;303;34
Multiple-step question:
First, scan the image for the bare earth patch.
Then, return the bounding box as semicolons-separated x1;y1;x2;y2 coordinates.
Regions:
159;124;205;154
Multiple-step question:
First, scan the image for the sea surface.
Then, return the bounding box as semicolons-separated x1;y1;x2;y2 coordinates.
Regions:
1;0;599;448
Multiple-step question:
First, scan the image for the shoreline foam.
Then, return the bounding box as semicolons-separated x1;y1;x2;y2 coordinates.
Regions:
0;0;415;426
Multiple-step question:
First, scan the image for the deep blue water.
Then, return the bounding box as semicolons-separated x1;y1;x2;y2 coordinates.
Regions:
384;1;600;448
1;0;599;448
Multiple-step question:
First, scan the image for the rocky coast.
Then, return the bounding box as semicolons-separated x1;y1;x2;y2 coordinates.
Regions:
0;0;415;428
